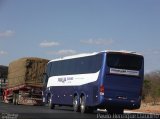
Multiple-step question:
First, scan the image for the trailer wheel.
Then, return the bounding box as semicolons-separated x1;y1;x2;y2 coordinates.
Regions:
80;96;86;113
48;95;54;109
73;95;80;112
13;93;19;105
15;93;19;105
13;93;16;105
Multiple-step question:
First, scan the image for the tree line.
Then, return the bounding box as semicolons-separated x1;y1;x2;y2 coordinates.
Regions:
142;71;160;105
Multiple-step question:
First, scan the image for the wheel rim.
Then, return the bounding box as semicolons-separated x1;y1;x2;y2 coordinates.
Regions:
81;103;85;112
13;94;15;104
80;97;85;113
16;94;18;105
73;96;78;111
49;97;52;106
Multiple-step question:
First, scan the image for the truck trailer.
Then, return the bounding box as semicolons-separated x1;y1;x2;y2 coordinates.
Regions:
3;57;49;105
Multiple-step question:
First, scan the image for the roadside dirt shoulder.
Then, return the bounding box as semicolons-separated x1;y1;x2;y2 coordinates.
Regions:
133;103;160;114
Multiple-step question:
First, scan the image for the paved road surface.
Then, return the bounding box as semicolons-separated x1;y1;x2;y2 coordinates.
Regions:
0;101;160;119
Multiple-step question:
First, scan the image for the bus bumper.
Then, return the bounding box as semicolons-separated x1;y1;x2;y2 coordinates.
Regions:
98;97;141;109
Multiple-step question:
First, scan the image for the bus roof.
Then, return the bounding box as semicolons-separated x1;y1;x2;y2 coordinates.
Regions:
49;50;142;63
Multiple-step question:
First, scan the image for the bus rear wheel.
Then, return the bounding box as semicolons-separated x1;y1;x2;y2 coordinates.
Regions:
80;96;86;113
73;95;80;112
80;96;94;113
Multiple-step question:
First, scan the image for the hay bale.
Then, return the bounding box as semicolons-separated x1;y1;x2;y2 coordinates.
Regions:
8;57;49;88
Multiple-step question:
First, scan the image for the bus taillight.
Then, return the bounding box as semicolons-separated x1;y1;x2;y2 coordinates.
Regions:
100;85;104;95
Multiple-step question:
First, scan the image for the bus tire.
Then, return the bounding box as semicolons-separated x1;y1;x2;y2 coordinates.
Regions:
73;95;80;112
80;96;86;113
48;95;54;109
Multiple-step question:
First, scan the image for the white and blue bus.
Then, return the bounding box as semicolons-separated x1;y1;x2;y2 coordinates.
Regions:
43;50;144;114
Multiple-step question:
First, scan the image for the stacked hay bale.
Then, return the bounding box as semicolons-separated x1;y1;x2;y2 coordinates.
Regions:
8;57;49;88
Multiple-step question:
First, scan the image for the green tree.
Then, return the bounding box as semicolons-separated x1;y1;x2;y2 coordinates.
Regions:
143;71;160;104
142;79;151;100
150;78;160;105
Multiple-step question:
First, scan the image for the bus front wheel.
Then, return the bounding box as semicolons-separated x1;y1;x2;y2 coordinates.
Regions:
48;95;54;109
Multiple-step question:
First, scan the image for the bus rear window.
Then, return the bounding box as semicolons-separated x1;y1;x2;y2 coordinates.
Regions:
107;53;143;70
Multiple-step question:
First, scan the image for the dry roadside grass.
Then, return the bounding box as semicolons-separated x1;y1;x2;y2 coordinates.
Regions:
133;102;160;114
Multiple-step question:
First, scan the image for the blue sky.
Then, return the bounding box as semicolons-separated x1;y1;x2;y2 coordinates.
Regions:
0;0;160;73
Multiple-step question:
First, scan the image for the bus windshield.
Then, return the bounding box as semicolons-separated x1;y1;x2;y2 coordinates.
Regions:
107;53;143;70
